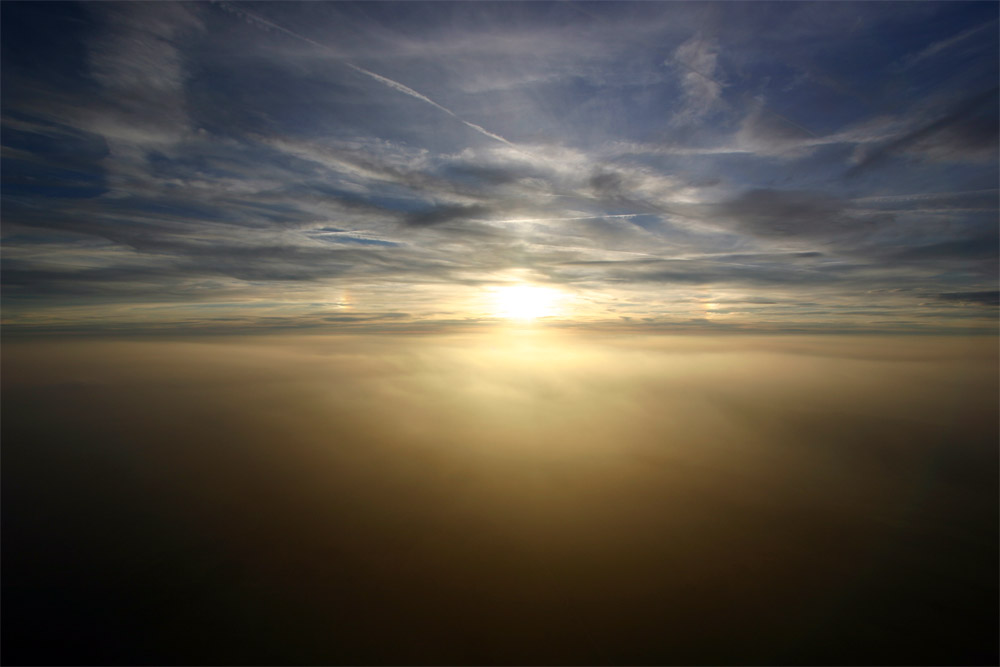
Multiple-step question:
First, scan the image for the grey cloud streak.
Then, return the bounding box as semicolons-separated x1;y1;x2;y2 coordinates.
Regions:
846;86;1000;178
935;291;1000;306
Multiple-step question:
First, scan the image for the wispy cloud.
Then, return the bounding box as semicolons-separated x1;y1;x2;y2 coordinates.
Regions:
847;86;1000;177
2;1;997;334
670;35;724;125
896;20;997;72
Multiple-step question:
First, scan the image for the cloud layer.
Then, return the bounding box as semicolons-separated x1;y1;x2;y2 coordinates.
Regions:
2;2;997;333
4;334;997;663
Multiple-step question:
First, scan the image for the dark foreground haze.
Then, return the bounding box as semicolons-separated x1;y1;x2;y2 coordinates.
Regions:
3;333;997;665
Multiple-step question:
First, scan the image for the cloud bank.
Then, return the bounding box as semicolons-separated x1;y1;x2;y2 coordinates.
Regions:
4;333;997;663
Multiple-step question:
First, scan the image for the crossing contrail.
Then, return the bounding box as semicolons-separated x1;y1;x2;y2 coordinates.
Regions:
216;1;517;148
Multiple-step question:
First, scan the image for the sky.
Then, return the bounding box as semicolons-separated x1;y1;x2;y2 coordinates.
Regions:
2;1;998;335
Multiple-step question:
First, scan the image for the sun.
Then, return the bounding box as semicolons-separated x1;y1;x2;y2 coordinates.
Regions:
490;284;564;321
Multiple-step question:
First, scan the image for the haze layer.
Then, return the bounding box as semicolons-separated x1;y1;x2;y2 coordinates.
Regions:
3;332;996;664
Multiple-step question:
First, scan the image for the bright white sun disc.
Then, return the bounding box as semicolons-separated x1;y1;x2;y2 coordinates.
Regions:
491;284;563;321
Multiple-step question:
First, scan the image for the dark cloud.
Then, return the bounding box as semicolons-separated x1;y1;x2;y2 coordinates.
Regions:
714;189;889;238
583;169;686;218
710;251;824;262
550;255;842;288
444;162;541;186
589;170;626;198
404;203;492;227
889;233;999;262
847;86;1000;178
2;262;186;299
1;115;110;175
852;189;999;213
935;291;1000;306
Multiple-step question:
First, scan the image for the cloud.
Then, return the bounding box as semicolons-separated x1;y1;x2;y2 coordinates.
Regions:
847;87;1000;177
733;101;819;156
850;189;999;209
405;203;492;227
669;35;724;125
713;189;890;239
2;2;997;334
5;334;996;663
889;234;999;263
82;3;203;146
896;21;997;72
935;291;1000;306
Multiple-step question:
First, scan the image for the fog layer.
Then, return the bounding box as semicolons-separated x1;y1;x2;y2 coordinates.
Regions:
3;333;997;664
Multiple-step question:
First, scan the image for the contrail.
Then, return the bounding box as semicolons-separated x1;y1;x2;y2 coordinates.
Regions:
899;20;997;72
216;1;517;148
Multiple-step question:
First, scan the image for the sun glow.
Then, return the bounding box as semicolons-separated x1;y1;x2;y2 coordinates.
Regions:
491;284;564;321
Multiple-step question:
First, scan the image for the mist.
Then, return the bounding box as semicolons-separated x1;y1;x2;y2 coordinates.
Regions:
3;332;997;664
